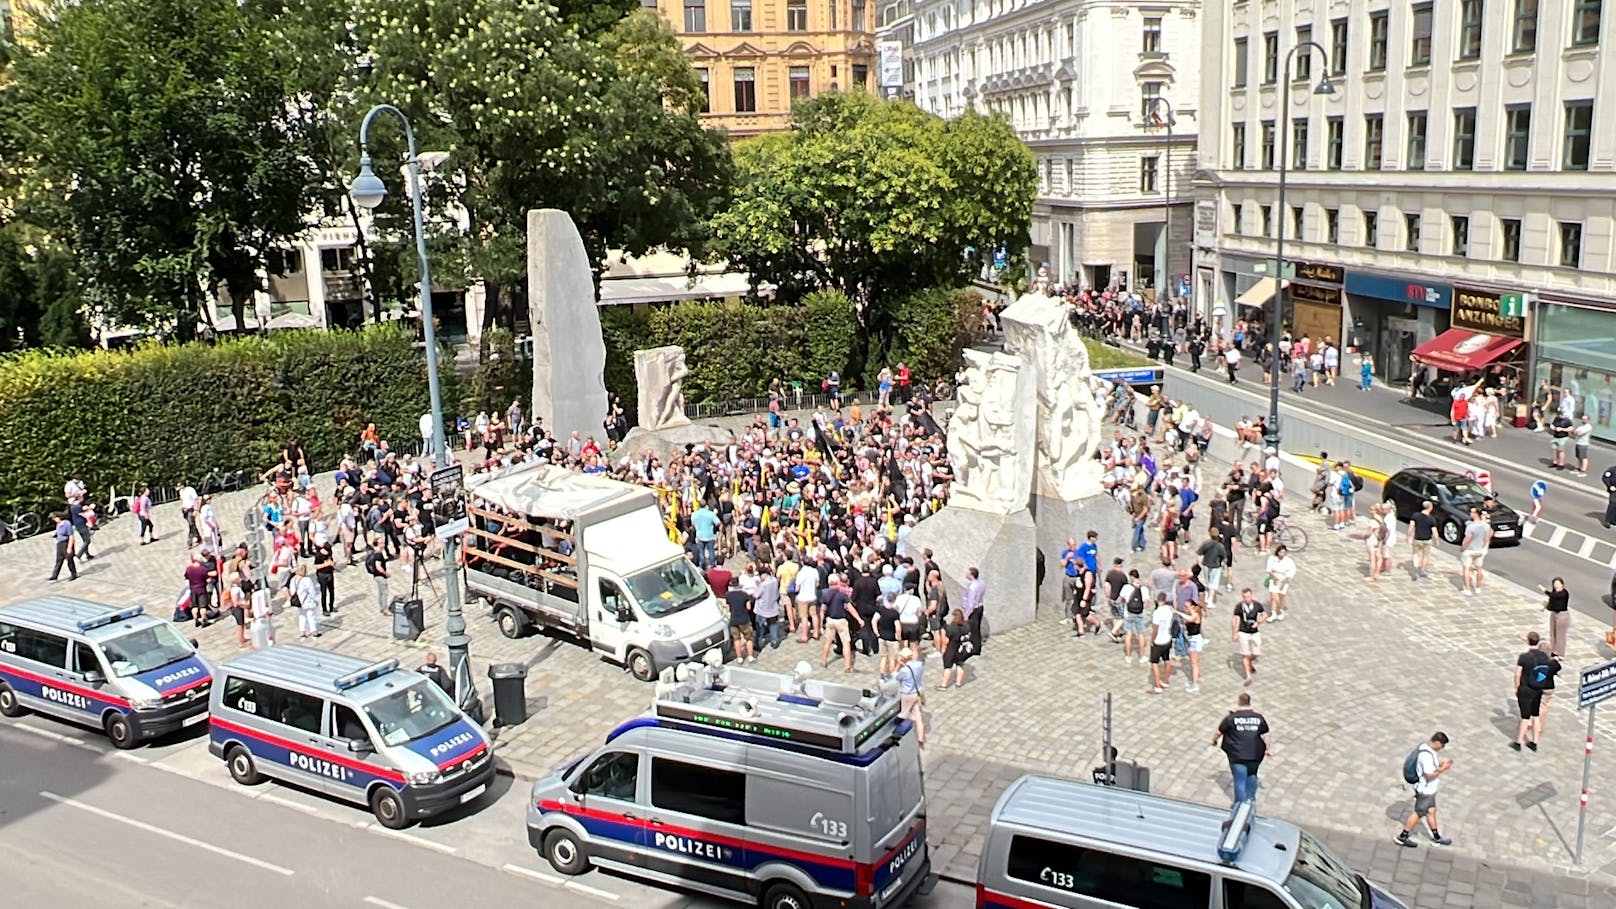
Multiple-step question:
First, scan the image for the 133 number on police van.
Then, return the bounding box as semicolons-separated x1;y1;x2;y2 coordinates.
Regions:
1040;867;1076;891
809;811;848;840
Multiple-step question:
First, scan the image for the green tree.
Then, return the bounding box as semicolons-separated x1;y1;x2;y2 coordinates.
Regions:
3;0;324;337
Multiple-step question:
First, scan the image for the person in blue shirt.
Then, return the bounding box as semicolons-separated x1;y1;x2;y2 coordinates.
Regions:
1060;537;1081;620
690;503;721;568
1074;531;1102;635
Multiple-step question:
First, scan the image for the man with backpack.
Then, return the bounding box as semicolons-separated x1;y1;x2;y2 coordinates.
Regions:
1121;573;1150;664
1512;632;1561;752
1396;732;1453;847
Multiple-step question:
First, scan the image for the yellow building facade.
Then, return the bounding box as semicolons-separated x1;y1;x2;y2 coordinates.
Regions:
652;0;879;136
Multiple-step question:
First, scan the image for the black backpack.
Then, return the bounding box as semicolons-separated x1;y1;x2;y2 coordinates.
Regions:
1126;586;1145;614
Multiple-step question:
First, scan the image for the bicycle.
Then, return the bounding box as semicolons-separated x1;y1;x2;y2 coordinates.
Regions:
199;468;247;496
0;509;42;544
1239;515;1310;553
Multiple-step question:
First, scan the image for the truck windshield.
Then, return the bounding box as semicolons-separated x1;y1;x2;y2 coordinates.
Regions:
101;624;194;677
625;558;710;617
365;680;461;747
1282;831;1370;909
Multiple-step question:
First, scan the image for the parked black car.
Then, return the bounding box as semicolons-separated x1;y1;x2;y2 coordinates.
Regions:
1382;467;1523;547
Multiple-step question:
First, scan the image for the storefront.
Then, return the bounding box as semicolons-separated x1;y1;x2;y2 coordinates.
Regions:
1287;261;1345;348
1410;285;1528;399
1532;300;1616;443
1343;271;1452;383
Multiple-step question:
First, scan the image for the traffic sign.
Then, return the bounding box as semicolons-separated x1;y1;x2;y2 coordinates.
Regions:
1578;659;1616;709
432;464;470;540
1095;366;1166;387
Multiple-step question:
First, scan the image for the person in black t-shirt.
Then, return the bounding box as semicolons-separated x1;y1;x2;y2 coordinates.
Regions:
725;578;757;664
365;541;390;615
312;536;337;615
1512;631;1559;752
1212;693;1273;806
1408;499;1437;579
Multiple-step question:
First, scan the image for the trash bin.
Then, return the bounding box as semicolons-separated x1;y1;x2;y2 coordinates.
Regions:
488;662;528;727
390;597;422;642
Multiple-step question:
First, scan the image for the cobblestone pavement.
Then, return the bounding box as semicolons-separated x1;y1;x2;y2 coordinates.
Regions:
4;423;1615;908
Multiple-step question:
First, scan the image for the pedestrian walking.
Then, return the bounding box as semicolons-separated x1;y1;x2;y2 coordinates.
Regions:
1395;732;1453;848
1223;345;1241;384
47;513;79;581
312;533;337;615
892;647;925;747
365;536;391;614
1232;588;1265;685
1460;507;1492;596
1121;572;1149;663
1513;632;1562;751
133;486;157;545
1212;692;1273;806
179;482;202;546
291;565;321;639
1264;545;1297;620
1408;499;1437;579
1179;598;1204;692
1147;593;1176;694
938;608;973;690
961;566;986;652
249;584;277;650
1195;528;1228;608
1358;355;1373;391
726;577;758;664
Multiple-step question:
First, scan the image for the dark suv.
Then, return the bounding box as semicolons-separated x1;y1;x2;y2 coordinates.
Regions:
1382;468;1523;547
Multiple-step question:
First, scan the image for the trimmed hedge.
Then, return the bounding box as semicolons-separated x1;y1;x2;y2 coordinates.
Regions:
886;286;983;385
0;324;442;513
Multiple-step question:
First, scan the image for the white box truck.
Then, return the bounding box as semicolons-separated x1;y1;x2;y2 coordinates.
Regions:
462;463;729;681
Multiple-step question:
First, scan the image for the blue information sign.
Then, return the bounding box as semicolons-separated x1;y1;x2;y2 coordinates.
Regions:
1094;367;1165;387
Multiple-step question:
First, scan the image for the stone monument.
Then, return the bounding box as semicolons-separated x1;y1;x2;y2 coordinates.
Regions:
527;209;608;443
944;349;1037;514
634;345;692;431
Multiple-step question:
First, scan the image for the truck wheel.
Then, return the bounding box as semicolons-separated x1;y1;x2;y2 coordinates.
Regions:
762;882;810;909
627;648;655;682
226;745;264;785
370;787;411;829
0;683;26;718
544;828;591;875
496;606;525;639
105;712;138;749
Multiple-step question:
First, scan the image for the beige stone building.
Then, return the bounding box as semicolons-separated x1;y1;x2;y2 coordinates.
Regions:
651;0;880;136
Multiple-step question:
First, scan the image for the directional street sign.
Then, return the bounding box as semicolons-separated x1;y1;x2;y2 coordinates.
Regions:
1578;658;1616;709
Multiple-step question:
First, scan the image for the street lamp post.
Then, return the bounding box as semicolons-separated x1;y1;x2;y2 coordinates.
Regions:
348;104;470;677
1143;97;1177;305
1264;44;1336;452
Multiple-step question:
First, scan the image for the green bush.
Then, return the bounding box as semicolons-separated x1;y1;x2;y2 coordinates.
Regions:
1082;336;1152;371
884;286;983;384
802;289;857;383
0;324;440;513
463;326;526;415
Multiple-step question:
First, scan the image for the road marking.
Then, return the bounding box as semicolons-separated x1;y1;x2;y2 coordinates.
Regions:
364;898;415;909
565;881;622;902
502;863;564;885
114;751;149;764
256;792;319;815
39;790;294;876
368;825;458;855
1548;526;1568;547
1578;536;1598;558
10;723;98;751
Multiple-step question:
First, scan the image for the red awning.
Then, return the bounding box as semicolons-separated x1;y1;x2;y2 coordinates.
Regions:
1411;328;1524;372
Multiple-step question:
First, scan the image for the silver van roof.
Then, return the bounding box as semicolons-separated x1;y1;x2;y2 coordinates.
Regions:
652;663;904;755
992;775;1301;882
0;596;152;634
217;645;401;696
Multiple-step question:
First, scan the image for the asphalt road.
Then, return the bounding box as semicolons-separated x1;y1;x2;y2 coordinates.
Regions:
0;719;974;909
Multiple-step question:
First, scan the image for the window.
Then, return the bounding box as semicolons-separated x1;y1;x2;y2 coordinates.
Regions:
1565;101;1594;170
1513;0;1538;51
731;0;751;30
1233;122;1248;169
1327;117;1344;169
332;703;369;743
1501;218;1522;261
1364;114;1384;169
1005;836;1212;909
1262;204;1274;238
219;676;323;732
787;0;807;31
651;757;746;825
1140;81;1163;121
0;623;69;667
1505;104;1532;170
1453;107;1477;169
1292;118;1309;169
1573;0;1602;46
1458;0;1484;58
1291;205;1305;239
266;248;298;276
579;751;639;801
1140;156;1160;193
790;66;811;101
1406;111;1428;169
320;247;355;273
852;0;866;29
683;0;704;32
853;64;868;89
733;67;756;113
1561;221;1584;267
1411;4;1434;64
696;68;710;112
72;642;101;676
1331;19;1349;75
1263;32;1278;84
1225;881;1294;909
1326;208;1340;243
1451;215;1470;256
1364;210;1379;247
1143;16;1162;54
829;0;836;28
1405;211;1422;251
1293;27;1313;80
1369;11;1389;70
1233;37;1249;87
1261;120;1275;169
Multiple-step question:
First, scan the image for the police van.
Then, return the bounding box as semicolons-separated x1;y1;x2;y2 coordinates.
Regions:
0;597;213;748
977;775;1410;909
208;645;495;829
527;661;932;909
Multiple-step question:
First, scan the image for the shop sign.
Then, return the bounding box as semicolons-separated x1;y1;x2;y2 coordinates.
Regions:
1452;286;1527;338
1290;261;1344;285
1289;283;1341;306
1195;201;1218;249
1343;271;1452;309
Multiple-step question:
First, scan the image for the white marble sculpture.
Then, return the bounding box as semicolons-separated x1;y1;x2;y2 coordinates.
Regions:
999;291;1104;501
529;209;608;442
634;345;692;431
945;349;1037;513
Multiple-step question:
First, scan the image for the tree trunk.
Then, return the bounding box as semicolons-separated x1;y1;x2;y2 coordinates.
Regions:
344;192;383;323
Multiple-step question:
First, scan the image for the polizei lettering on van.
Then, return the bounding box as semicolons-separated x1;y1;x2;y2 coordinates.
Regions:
42;686;93;710
289;751;355;783
151;666;202;687
653;831;735;862
888;835;921;876
429;731;474;757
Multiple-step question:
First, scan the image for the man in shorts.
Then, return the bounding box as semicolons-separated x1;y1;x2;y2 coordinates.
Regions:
1396;732;1454;847
1147;594;1176;694
725;578;757;664
1407;499;1437;579
1231;588;1266;685
1460;507;1492;596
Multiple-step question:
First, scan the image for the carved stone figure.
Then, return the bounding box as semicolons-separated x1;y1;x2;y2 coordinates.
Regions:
999;291;1103;501
945;349;1036;513
634;346;692;431
528;209;608;442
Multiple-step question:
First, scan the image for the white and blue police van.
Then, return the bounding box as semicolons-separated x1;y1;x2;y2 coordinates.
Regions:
0;596;213;748
527;661;933;909
208;645;495;828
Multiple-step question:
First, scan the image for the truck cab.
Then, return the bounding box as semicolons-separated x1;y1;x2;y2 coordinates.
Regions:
463;463;728;681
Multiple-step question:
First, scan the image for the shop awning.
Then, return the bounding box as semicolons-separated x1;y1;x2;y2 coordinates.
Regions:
1235;277;1288;308
1410;328;1524;372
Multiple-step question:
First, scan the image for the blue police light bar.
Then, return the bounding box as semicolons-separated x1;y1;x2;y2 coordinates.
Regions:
77;606;146;632
1094;366;1166;387
1217;798;1256;865
334;659;400;690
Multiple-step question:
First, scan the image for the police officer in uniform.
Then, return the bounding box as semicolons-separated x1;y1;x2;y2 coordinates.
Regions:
1602;466;1616;528
418;651;453;694
1212;692;1273;807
